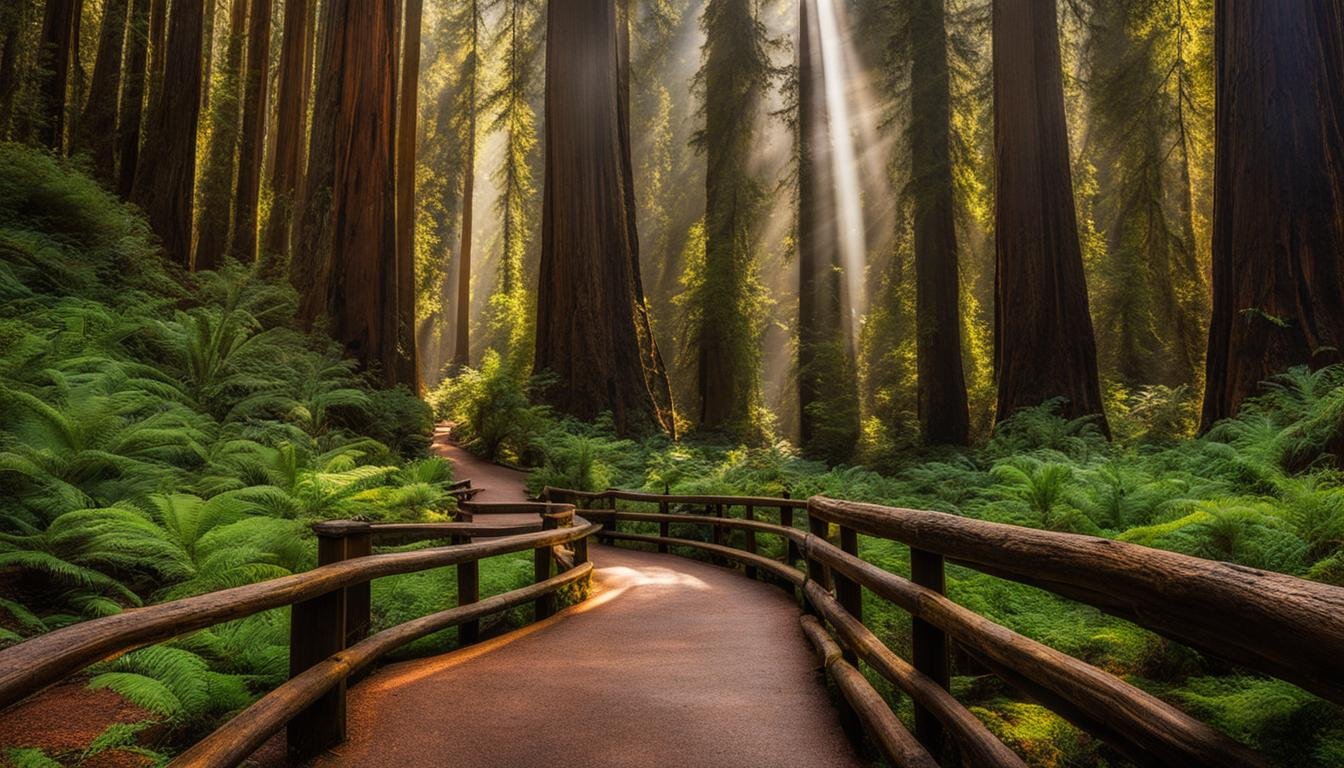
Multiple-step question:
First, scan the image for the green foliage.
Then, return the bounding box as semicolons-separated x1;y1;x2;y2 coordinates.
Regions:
429;349;551;463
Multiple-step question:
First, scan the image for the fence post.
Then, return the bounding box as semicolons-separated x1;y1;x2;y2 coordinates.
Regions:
911;548;949;760
744;504;757;580
344;524;372;647
835;526;862;666
535;511;559;620
781;491;801;567
712;503;726;565
454;532;479;645
288;520;363;760
658;498;670;554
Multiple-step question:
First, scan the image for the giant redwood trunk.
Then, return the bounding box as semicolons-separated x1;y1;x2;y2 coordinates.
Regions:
116;0;150;198
76;0;129;182
992;0;1107;432
534;0;674;435
228;0;271;264
912;0;970;446
193;0;247;272
260;0;312;272
292;0;341;330
452;0;478;371
1200;2;1344;430
131;0;205;268
394;0;423;390
35;0;82;151
798;0;859;459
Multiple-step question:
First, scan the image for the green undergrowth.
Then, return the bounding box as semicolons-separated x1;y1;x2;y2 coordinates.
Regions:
438;344;1344;766
0;144;537;764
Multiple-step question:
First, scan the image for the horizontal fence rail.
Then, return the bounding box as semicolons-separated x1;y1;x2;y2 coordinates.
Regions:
0;493;598;765
545;486;1344;768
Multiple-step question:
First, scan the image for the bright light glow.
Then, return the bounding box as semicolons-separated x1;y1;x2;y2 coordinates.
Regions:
815;0;867;326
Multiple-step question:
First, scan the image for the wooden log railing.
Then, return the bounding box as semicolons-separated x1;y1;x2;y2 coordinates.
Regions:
543;486;1344;768
0;503;598;767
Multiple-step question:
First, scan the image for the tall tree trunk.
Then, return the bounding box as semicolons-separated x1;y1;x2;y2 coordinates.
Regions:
192;0;246;272
260;0;311;273
533;0;674;435
452;0;477;371
200;0;215;112
394;0;422;389
76;0;129;182
116;0;150;198
35;0;82;151
798;0;859;459
1201;2;1344;429
228;0;270;264
292;0;340;329
0;3;25;137
992;0;1107;431
329;0;398;381
131;0;205;267
143;0;167;124
911;0;969;446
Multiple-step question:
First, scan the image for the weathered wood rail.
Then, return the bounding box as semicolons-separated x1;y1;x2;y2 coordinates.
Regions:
0;485;597;767
543;486;1344;768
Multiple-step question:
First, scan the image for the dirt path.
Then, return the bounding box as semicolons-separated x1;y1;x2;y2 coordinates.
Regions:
313;430;865;767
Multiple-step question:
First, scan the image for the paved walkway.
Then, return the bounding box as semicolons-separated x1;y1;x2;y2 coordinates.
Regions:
311;429;864;767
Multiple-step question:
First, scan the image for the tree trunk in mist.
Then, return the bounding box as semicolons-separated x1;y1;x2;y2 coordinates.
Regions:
293;0;340;330
193;0;246;272
394;0;422;390
35;0;82;151
116;0;150;197
76;0;129;182
911;0;970;446
534;0;674;435
1200;2;1344;430
452;0;477;371
798;0;859;459
260;0;311;274
131;0;205;268
229;0;271;264
992;0;1107;432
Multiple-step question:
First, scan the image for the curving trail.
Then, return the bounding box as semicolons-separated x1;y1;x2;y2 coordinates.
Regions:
309;429;864;767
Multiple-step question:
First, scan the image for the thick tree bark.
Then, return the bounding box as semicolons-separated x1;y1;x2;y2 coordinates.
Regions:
143;0;167;124
452;0;477;371
228;0;271;264
0;4;24;136
35;0;82;151
76;0;129;182
201;0;216;112
292;0;340;330
116;0;150;198
911;0;970;446
1200;2;1344;430
192;0;246;272
393;0;422;390
798;0;859;459
533;0;674;435
992;0;1107;431
261;0;311;274
131;0;205;268
329;0;398;382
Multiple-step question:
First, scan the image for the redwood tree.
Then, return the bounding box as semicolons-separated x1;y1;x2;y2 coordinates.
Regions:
261;0;313;272
116;0;150;197
452;0;478;371
1200;2;1344;429
193;0;247;272
131;0;205;267
394;0;423;389
533;0;674;435
76;0;129;182
34;0;82;151
229;0;271;264
912;0;970;446
992;0;1107;431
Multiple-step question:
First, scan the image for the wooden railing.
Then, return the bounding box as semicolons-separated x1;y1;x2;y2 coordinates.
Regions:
543;486;1344;768
0;489;598;768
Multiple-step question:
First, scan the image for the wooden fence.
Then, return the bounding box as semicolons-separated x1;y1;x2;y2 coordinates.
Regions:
0;486;596;768
543;486;1344;768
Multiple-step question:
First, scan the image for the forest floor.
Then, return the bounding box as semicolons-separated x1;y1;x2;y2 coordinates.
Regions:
304;428;863;768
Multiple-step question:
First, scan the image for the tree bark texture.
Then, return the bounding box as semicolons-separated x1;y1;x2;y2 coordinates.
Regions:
261;0;312;273
192;0;247;272
992;0;1108;431
452;0;477;371
229;0;271;264
533;0;674;436
911;0;970;446
1200;2;1344;429
76;0;129;183
131;0;205;268
0;3;25;136
293;0;341;330
116;0;150;197
394;0;422;390
35;0;82;151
